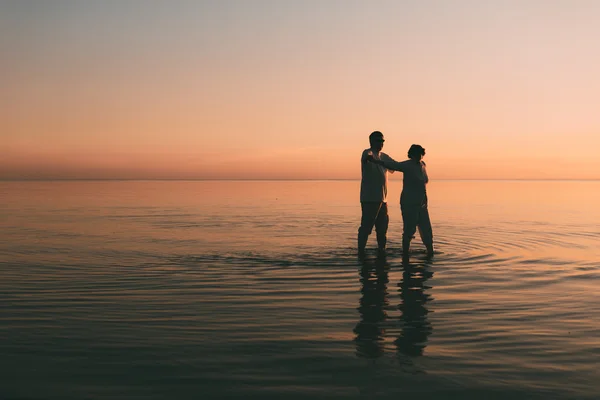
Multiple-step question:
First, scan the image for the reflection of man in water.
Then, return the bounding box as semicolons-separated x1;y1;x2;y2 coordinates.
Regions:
358;131;400;256
395;262;433;357
368;144;433;259
353;257;389;358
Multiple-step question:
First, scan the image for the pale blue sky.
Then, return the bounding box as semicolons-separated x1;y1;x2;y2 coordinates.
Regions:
2;1;600;179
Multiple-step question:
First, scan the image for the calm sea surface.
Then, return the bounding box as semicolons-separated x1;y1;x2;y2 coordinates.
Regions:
1;180;600;399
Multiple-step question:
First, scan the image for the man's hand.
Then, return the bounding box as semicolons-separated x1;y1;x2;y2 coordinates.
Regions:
365;155;383;165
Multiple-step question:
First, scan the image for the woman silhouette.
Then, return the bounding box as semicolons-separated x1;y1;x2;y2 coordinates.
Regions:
367;144;433;258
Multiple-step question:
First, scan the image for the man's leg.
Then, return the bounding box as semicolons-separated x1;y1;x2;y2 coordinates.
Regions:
374;202;389;251
358;202;382;253
417;206;434;255
401;204;419;257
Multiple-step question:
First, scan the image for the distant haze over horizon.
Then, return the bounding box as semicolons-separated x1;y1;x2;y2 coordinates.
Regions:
2;1;600;180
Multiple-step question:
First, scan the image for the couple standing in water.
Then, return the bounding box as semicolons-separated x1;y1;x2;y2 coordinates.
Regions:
358;130;433;259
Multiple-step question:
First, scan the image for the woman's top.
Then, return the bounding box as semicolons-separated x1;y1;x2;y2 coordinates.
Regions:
381;159;429;206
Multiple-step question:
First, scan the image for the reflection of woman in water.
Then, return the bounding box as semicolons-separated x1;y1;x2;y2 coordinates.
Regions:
395;262;433;357
368;144;433;258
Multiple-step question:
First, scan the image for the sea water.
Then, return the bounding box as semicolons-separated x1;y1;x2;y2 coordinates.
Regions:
1;180;600;399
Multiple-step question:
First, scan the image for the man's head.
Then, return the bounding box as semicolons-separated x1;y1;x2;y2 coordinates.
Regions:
369;131;385;152
407;144;425;161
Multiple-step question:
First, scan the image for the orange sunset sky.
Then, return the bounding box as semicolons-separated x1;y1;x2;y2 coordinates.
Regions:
2;1;600;180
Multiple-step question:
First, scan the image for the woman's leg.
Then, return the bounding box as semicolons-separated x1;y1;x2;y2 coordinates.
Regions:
401;204;419;257
417;206;434;255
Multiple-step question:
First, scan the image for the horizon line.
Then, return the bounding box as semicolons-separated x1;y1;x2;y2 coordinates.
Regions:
1;178;600;182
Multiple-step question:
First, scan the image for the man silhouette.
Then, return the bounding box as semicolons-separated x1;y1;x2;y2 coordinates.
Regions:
358;131;399;256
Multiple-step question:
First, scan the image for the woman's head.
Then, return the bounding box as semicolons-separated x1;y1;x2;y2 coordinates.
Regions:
407;144;425;161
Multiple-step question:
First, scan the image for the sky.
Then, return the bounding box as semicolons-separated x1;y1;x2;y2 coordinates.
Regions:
2;0;600;180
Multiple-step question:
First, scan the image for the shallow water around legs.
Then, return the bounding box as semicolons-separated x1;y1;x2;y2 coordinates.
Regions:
1;180;600;399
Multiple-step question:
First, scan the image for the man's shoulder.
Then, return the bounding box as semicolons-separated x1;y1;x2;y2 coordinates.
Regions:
360;148;371;160
379;152;391;162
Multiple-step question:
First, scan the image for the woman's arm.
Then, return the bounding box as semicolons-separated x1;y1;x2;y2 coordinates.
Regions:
381;157;407;172
421;161;429;184
365;154;409;172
